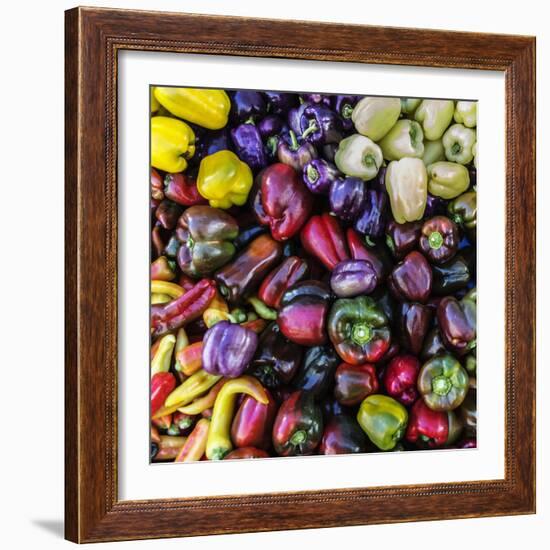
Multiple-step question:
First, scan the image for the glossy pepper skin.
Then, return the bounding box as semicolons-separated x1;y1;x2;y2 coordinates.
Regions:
255;163;313;241
332;95;359;131
258;256;309;308
448;190;477;240
388;251;433;303
414;99;455;141
355;189;388;239
418;354;469;411
385;220;422;259
347;228;390;283
193;128;232;164
230;90;267;123
397;302;432;355
292;345;341;398
277;130;318;171
298;104;342;145
334;362;378;406
419;215;459;264
432;252;474;295
352;97;401;141
427;162;470;199
384;355;420;406
154;87;230;130
206;376;269;460
328;296;391;365
357;394;408;451
151;279;216;337
385;158;428;223
379;119;425;161
202;321;259;378
330;260;377;298
164;173;207;207
231;388;277;450
215;234;283;304
329;177;367;222
454;101;477;128
277;281;331;346
175;205;239;277
303;158;342;195
320;414;369;454
151;372;177;415
272;391;323;456
300;213;350;270
437;288;476;355
197;150;254;209
151;116;196;173
248;322;303;388
225;447;270;459
335;134;383;181
442;124;476;165
230;123;267;172
406;399;463;447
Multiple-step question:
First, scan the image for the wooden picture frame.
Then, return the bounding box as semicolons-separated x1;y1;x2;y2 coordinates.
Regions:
65;6;536;543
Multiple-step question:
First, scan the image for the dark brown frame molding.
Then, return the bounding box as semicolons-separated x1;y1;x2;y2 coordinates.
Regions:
65;6;536;543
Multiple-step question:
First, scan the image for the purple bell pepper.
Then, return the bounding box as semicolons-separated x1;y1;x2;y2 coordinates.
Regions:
330;260;378;298
424;194;448;218
354;189;388;238
277;130;318;171
329;177;366;221
303;159;342;194
230;90;267;123
193;128;232;164
322;143;338;163
202;321;259;378
231;123;267;172
264;91;299;116
299;104;343;145
300;93;331;107
257;115;286;140
331;95;359;131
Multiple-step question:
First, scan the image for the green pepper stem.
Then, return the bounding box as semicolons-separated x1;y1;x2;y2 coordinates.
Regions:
428;231;444;250
300;119;318;139
351;323;372;346
306;163;319;183
385;235;396;254
211;448;229;461
432;375;452;396
451;142;462;155
247;296;277;320
363;153;378;170
290;430;307;446
365;236;376;247
341;103;354;119
288;130;299;151
266;136;278;156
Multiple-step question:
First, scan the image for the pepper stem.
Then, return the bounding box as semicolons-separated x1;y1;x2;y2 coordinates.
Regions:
451;142;462;155
288;130;299;151
432;375;452;396
351;323;372;346
363;153;378;170
306;163;319;183
266;136;278;156
186;235;195;250
428;231;444;250
300;119;318;139
290;430;307;446
341;103;354;119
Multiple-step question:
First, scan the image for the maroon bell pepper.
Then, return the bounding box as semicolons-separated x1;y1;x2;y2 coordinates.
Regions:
329;177;367;222
301;213;350;270
292;345;341;398
277;130;318;171
388;251;433;303
258;256;309;308
231;388;277;450
255;163;313;241
397;302;432;355
272;391;323;456
334;362;379;406
277;281;331;346
406;399;463;448
437;288;476;355
385;220;422;259
330;259;378;298
319;414;369;455
164;172;207;206
419;215;459;264
346;228;390;283
384;355;420;406
224;447;270;459
215;234;283;304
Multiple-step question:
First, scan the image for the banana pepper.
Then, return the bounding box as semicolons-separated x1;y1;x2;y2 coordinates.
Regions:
154;87;230;130
197;150;253;209
206;376;268;460
150;334;176;377
151;116;196;173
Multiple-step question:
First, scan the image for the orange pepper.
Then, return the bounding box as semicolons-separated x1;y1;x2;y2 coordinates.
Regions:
175;418;210;462
176;341;203;375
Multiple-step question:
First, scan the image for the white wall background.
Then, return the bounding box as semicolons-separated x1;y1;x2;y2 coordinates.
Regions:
0;1;546;548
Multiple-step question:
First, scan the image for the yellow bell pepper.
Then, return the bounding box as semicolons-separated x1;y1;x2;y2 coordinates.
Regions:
197;150;253;209
154;87;230;130
150;87;160;113
151;116;196;173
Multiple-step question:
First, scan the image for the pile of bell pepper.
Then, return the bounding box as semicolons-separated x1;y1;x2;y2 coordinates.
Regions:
150;88;477;462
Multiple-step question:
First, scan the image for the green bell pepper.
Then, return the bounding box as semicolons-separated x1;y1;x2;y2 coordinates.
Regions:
442;124;477;164
453;101;477;128
401;98;421;115
422;139;446;165
417;354;469;411
327;296;391;365
352;97;402;141
334;134;383;181
357;394;408;451
385;157;427;223
427;161;470;199
414;99;455;140
378;120;424;161
448;190;477;240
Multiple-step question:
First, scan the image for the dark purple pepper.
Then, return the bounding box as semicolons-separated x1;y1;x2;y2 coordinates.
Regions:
300;93;331;106
331;95;358;131
202;321;259;378
354;189;388;238
329;177;366;221
424;194;448;217
230;123;267;172
288;103;309;135
397;302;433;355
194;128;232;164
322;143;339;163
230;90;267;122
303;159;342;194
330;260;377;298
155;200;183;230
368;164;387;194
257;115;286;139
277;130;318;171
264;91;299;116
299;104;343;145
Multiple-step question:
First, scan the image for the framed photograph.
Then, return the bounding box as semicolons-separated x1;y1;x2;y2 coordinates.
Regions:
65;7;536;543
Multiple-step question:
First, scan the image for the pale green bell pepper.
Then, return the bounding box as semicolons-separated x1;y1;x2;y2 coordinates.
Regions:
414;100;455;140
454;101;477;128
385;157;427;223
378;119;424;161
400;98;421;116
335;134;383;181
427;161;470;199
352;97;401;141
442;124;476;165
422;139;446;165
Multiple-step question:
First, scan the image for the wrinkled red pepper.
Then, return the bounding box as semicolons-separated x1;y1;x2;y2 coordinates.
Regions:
151;278;216;337
258;256;309;309
301;213;349;270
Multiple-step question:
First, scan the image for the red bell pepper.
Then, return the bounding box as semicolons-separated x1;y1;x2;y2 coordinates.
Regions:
258;256;309;309
334;362;378;406
164;172;207;206
346;228;388;284
151;372;176;415
224;447;270;459
300;213;349;270
384;355;420;406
